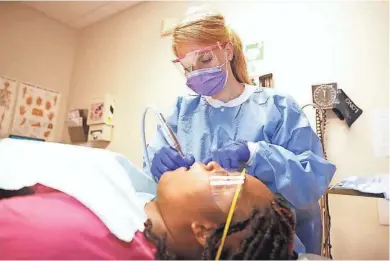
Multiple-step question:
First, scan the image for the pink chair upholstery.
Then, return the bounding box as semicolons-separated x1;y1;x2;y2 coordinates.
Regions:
0;190;156;260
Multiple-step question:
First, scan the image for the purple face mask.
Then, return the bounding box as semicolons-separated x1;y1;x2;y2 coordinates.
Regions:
185;63;228;96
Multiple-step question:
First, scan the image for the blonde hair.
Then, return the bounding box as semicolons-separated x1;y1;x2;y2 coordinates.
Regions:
172;12;252;85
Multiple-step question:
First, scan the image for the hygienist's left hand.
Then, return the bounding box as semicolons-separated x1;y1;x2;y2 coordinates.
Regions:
203;141;250;170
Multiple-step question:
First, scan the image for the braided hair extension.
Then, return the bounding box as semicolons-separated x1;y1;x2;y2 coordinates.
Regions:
143;219;177;260
144;195;298;260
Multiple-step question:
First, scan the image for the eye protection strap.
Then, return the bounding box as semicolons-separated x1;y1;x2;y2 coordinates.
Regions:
215;168;246;261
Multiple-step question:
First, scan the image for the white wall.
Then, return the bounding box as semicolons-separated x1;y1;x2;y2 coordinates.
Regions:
0;3;77;141
67;1;389;259
215;2;389;259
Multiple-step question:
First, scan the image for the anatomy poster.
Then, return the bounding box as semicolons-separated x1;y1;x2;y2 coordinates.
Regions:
11;83;60;141
0;76;18;137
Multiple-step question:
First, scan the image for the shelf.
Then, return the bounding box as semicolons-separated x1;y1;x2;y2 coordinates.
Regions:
328;187;385;199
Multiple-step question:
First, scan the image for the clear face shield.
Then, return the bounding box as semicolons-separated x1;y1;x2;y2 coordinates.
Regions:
208;168;247;260
209;170;245;213
172;42;227;76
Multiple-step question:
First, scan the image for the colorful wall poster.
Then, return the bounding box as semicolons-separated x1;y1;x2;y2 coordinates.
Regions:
11;82;60;141
89;102;104;122
0;76;18;137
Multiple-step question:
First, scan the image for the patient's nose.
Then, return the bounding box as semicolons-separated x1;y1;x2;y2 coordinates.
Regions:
206;161;223;171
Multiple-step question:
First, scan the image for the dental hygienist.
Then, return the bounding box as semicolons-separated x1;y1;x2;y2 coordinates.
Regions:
143;10;336;255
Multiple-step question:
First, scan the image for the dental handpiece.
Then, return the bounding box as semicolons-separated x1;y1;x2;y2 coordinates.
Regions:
156;112;184;157
142;106;185;180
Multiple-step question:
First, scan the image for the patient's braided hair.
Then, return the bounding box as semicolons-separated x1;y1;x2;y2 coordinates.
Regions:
144;195;298;260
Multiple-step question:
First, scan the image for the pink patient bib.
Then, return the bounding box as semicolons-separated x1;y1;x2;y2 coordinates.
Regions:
0;190;156;260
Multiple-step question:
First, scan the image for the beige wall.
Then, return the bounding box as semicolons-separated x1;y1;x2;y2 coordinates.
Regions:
0;3;77;141
66;1;190;159
67;1;389;259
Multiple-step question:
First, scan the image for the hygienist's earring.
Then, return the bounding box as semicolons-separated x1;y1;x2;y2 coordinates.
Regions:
228;52;233;62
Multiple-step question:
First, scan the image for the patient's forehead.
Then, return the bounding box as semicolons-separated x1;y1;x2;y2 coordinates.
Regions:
246;175;273;200
232;175;273;217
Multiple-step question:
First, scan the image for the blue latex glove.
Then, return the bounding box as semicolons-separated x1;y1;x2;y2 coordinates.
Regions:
151;145;195;180
203;141;250;170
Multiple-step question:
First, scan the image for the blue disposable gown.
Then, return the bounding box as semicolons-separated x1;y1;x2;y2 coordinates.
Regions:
143;86;336;254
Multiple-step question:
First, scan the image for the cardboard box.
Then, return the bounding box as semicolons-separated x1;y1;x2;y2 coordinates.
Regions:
88;124;113;142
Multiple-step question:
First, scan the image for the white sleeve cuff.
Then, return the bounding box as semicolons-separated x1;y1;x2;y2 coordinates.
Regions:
246;141;259;166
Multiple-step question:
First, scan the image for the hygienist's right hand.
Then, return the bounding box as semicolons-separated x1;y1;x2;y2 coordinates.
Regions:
151;146;195;180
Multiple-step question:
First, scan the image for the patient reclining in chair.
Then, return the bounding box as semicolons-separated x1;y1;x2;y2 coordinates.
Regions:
0;139;323;260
